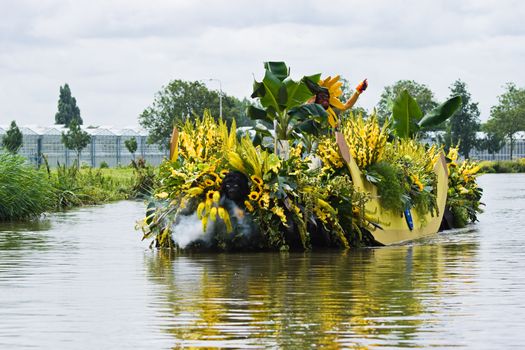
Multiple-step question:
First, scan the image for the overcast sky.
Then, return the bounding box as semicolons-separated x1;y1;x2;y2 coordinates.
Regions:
1;0;524;127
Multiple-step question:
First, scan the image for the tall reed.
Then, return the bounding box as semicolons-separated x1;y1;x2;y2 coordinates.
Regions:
0;153;54;220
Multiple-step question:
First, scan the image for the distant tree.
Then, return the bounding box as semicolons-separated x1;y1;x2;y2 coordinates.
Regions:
61;120;91;168
139;80;245;149
377;80;437;124
447;80;480;158
124;137;138;159
2;120;23;154
55;83;82;126
488;83;525;159
477;120;505;159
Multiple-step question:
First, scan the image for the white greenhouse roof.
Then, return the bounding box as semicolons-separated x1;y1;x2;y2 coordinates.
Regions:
0;124;149;137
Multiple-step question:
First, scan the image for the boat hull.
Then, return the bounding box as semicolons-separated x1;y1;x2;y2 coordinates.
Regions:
336;132;448;245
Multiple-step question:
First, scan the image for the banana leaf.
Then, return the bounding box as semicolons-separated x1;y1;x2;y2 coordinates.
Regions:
418;95;462;128
391;90;422;138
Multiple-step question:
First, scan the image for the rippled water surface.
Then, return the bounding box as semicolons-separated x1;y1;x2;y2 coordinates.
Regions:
1;174;524;349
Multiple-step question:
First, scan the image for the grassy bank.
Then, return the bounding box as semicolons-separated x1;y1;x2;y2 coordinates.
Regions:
0;153;156;221
479;158;525;173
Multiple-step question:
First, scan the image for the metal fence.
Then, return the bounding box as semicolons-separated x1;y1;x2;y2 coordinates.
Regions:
2;125;524;166
0;125;167;167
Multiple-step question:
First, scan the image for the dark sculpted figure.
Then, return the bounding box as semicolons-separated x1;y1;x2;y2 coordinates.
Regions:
220;171;250;206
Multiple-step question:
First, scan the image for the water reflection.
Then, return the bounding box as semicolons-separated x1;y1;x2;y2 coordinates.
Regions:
145;237;479;348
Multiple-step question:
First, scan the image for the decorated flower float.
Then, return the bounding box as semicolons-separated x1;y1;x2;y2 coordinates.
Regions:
138;62;483;251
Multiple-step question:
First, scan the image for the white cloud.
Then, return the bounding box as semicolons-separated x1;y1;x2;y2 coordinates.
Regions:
0;0;524;126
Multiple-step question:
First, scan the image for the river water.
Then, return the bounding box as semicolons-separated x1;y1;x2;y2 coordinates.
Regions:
1;174;524;349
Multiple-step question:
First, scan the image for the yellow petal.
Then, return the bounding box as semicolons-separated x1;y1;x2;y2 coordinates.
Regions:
213;191;221;203
210;207;217;221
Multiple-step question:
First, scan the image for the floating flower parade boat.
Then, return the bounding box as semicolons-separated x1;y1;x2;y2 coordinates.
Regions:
139;62;483;250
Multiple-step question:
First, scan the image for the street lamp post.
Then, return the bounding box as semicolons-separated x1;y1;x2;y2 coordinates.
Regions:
207;78;223;119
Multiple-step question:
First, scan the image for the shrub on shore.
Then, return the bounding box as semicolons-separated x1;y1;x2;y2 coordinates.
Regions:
479;159;525;173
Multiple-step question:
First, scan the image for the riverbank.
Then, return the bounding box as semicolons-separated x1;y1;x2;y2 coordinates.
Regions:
479;158;525;173
0;153;155;221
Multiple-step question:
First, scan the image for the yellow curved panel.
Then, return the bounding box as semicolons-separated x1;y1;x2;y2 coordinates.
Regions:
336;132;448;245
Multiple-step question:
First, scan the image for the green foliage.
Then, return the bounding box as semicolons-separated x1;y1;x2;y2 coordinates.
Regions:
488;83;525;159
61;120;91;167
0;153;54;220
99;161;109;169
446;80;481;158
391;90;422;139
248;61;328;145
2;120;23;154
376;80;437;124
366;161;405;213
477;120;505;158
55;83;82;126
391;90;461;139
139;79;246;149
130;158;156;198
479;159;525;173
50;163;132;209
451;206;469;228
124;137;138;158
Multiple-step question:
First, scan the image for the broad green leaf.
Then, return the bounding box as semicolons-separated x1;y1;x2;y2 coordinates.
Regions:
418;95;462;128
247;106;272;124
289;103;328;121
283;78;314;109
392;90;422;138
278;85;288;107
304;73;321;84
260;69;283;111
263;62;289;81
250;80;265;99
294;119;321;136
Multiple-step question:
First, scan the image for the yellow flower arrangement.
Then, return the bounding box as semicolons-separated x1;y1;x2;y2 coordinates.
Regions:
342;112;389;168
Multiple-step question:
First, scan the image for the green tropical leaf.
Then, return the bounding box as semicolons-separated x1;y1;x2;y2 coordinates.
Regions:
247;106;272;123
250;80;265;99
278;85;288;107
283;78;314;109
289;103;328;121
392;90;422;138
263;61;289;81
259;70;283;111
418;95;462;128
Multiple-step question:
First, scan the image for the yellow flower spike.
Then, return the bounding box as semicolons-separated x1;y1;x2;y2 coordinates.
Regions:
224;215;233;233
212;190;221;203
187;187;204;197
201;215;208;232
227;151;247;173
197;202;205;219
218;206;226;220
210;207;217;221
155;192;169;199
205;198;213;212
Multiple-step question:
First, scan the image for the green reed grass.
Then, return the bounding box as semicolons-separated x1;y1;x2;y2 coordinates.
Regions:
0;153;54;220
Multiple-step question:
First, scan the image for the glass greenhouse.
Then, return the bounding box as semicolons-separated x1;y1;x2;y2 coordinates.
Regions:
0;125;167;167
